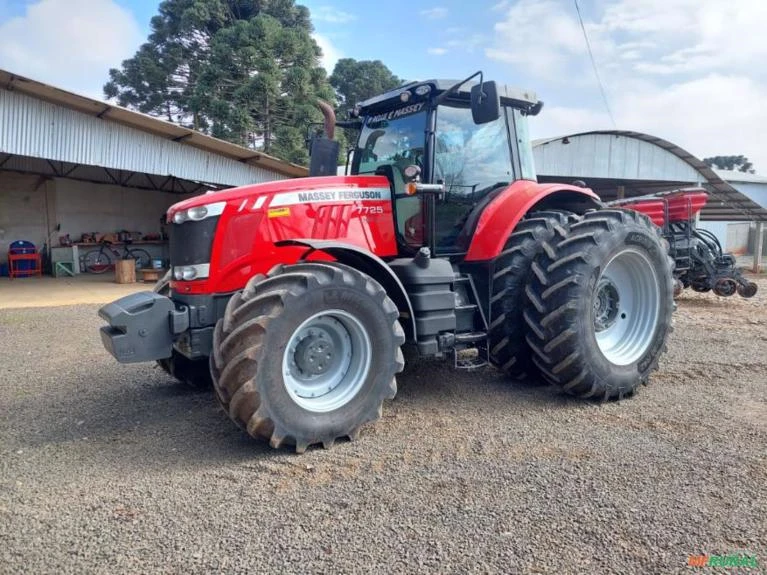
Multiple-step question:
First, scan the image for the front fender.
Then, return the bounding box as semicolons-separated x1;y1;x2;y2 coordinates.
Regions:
276;239;417;342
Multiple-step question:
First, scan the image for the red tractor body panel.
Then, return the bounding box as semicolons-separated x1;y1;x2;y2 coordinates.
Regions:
169;176;397;294
464;180;601;261
623;199;667;227
618;189;709;226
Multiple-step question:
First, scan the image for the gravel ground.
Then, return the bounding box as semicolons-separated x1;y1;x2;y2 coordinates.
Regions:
1;278;765;574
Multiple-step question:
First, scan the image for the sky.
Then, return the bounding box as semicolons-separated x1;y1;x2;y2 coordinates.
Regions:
0;0;765;172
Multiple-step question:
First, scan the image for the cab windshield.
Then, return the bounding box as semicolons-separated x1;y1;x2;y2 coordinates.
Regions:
352;105;427;177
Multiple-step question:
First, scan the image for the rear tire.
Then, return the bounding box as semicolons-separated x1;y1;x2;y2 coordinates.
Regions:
488;210;574;379
524;209;674;400
210;262;405;452
153;272;211;389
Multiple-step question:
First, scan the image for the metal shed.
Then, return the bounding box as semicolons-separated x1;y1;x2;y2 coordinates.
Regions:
532;131;766;271
0;69;307;273
533;131;767;223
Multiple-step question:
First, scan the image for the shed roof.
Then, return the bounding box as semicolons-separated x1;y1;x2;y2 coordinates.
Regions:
533;131;767;222
0;69;308;179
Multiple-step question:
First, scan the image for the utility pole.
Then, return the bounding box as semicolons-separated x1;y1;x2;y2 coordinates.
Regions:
753;221;764;274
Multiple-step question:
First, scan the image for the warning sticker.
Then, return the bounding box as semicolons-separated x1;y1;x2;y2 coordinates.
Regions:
268;207;291;218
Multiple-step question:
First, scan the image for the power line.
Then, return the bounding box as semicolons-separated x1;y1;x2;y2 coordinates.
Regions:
573;0;616;128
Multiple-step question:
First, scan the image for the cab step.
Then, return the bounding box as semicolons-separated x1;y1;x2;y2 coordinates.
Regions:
453;331;489;369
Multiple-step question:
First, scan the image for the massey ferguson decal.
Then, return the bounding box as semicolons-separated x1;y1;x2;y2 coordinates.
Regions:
269;187;391;207
367;102;425;124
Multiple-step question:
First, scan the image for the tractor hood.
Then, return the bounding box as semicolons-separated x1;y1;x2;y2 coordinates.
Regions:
167;175;390;221
166;173;398;295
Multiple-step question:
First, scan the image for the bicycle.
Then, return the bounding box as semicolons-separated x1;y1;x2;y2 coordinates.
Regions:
83;240;153;274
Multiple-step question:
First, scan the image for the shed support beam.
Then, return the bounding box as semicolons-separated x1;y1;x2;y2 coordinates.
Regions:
753;222;764;274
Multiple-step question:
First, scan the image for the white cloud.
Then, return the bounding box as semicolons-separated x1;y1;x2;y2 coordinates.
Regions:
0;0;142;100
446;34;486;53
488;0;767;173
486;0;587;79
420;7;448;19
614;75;767;170
312;6;357;24
529;106;613;140
427;47;448;56
313;33;342;72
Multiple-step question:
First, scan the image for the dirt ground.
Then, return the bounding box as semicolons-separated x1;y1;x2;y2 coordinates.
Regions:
0;274;147;309
0;276;765;574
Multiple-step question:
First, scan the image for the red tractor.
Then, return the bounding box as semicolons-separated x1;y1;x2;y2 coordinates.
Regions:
99;73;675;452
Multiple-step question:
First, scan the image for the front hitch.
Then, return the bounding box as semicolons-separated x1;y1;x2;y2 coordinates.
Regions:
98;292;187;363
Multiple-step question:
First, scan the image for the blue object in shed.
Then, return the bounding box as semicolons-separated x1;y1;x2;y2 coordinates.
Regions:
9;240;36;272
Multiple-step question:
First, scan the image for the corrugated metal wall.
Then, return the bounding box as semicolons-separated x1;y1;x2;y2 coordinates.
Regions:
0;172;50;255
0;90;287;187
534;134;701;182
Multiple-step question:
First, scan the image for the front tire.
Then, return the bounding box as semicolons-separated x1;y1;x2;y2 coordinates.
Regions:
524;209;674;400
211;262;405;452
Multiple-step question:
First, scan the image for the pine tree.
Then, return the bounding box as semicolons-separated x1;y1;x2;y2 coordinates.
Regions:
104;0;334;165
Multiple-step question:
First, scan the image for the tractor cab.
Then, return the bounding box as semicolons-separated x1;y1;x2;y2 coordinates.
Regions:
344;76;542;256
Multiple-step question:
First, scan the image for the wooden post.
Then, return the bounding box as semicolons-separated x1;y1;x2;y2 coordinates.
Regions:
115;259;136;284
753;222;764;274
616;185;625;200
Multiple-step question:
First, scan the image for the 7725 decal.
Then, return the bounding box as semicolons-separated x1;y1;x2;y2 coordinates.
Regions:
352;205;384;215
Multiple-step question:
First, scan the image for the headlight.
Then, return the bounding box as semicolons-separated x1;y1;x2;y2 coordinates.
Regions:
172;263;210;281
173;266;198;281
170;201;226;224
187;206;208;221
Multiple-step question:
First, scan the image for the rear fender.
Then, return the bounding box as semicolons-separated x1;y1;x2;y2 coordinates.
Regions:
275;239;417;342
464;181;602;261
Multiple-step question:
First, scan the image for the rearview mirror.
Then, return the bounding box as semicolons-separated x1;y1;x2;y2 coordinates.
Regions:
470;81;500;124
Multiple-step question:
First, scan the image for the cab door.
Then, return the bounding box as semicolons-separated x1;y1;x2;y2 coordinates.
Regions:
431;103;516;255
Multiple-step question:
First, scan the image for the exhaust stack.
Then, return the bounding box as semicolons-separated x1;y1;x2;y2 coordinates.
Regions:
316;99;336;140
309;100;340;177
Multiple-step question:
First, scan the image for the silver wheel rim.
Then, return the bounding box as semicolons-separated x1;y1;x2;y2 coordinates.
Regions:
593;249;660;366
282;309;372;413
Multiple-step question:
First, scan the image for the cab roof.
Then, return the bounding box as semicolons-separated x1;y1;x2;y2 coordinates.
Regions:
356;78;541;115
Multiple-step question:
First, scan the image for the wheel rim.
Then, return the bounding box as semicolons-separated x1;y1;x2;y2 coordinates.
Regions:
737;282;757;298
713;278;737;297
282;310;372;413
593;249;660;366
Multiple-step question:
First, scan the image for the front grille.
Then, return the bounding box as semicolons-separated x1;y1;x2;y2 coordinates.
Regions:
169;217;219;266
